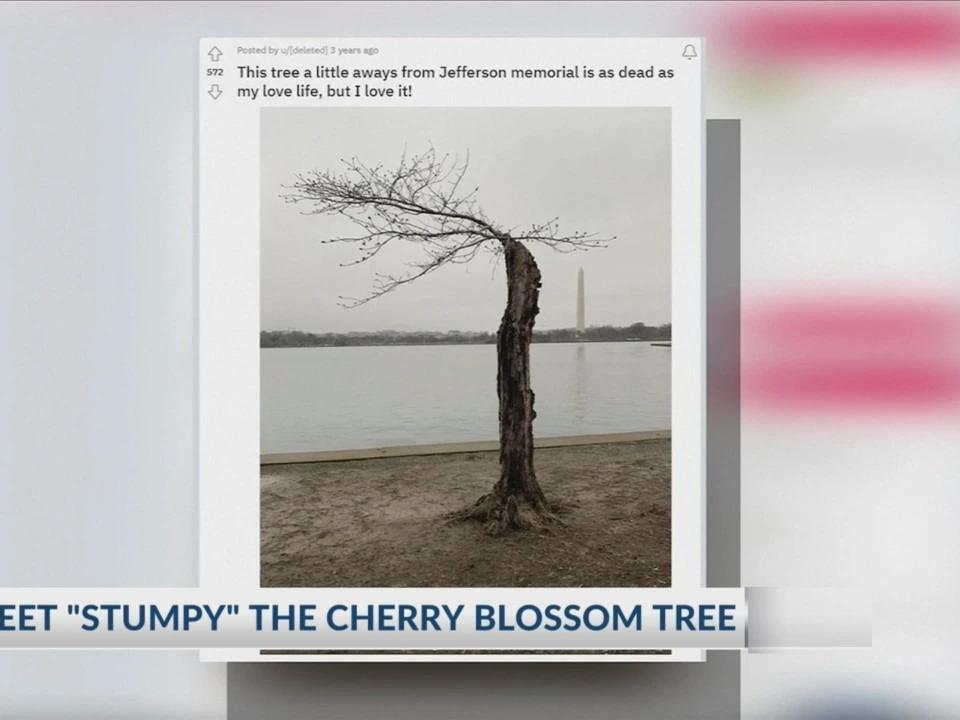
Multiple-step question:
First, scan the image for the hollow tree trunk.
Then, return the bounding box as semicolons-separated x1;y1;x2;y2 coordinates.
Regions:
495;239;547;507
451;238;557;534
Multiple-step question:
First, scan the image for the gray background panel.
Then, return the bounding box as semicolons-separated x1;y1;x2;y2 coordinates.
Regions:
227;120;741;720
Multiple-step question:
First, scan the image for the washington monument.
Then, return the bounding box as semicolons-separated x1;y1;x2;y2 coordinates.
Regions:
576;267;585;336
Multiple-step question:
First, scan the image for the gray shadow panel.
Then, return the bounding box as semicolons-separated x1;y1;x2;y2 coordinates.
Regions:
706;119;741;589
229;659;738;720
228;119;741;720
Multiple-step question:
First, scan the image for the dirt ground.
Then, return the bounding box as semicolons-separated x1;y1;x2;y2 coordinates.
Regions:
261;439;671;588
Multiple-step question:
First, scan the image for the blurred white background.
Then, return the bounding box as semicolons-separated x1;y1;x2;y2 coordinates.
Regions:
708;3;960;718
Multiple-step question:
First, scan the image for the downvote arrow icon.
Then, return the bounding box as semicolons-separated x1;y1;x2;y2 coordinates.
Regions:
208;46;222;61
208;84;222;100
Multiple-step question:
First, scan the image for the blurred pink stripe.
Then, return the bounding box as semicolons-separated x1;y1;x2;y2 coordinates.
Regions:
745;299;960;346
743;295;960;410
721;3;960;63
746;360;960;408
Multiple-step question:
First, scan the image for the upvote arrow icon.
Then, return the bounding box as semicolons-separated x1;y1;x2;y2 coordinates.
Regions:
208;46;222;62
208;84;222;100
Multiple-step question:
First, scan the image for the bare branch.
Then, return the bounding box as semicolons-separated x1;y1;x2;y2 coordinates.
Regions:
282;147;609;305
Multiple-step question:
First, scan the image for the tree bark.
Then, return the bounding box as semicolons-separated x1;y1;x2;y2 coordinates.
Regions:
496;239;546;503
450;238;558;534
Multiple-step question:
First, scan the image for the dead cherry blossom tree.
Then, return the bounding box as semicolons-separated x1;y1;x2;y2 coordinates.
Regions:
282;148;609;534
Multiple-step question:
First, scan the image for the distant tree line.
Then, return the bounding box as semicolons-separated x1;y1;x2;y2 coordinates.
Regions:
261;322;670;348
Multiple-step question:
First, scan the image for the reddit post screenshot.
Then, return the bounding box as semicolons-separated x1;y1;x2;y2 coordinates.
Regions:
199;38;707;661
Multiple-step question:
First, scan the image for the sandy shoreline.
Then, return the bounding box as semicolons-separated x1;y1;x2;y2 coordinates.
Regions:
261;438;671;588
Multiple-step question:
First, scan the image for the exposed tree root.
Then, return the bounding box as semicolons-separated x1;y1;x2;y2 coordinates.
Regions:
448;492;565;536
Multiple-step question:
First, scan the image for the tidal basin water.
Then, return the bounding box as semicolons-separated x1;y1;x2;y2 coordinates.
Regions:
261;342;670;454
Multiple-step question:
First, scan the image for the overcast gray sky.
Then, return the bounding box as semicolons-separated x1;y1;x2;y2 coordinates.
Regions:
261;107;670;333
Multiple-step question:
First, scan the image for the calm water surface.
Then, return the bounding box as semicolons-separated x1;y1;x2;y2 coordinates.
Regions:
261;342;670;453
